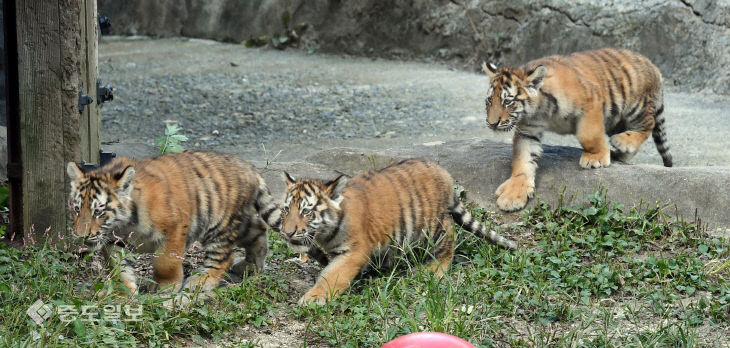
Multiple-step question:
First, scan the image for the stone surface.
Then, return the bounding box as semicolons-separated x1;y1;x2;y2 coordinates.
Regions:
305;139;730;228
98;0;730;94
99;136;730;228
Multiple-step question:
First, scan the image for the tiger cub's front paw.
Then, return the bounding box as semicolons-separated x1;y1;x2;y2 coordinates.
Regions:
298;289;328;305
495;176;534;212
579;151;611;169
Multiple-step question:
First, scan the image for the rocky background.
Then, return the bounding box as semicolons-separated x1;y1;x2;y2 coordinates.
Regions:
97;0;730;94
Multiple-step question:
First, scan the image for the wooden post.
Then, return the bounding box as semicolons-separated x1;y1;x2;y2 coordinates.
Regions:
79;0;100;164
9;0;82;240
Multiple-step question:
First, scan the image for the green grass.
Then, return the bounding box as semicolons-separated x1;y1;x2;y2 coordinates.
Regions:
1;191;729;346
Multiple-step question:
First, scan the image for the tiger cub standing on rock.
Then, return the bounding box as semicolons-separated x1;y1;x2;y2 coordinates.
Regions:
482;48;672;212
66;151;281;294
279;159;517;304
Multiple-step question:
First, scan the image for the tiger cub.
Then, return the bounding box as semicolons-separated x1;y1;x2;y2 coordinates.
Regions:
279;159;517;304
482;48;672;212
66;151;281;294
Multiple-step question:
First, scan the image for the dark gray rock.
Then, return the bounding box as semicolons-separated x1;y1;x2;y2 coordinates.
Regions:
305;139;730;228
98;0;730;94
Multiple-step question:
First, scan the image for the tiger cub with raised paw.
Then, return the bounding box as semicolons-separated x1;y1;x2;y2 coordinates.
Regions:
279;159;517;305
482;48;672;212
66;151;281;294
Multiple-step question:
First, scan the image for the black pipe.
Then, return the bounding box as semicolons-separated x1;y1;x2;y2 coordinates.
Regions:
3;0;24;245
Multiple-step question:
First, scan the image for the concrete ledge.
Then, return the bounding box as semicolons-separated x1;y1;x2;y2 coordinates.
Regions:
305;139;730;228
101;139;730;228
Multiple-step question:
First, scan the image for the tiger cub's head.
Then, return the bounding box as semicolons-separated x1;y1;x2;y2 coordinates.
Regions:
280;173;347;253
66;159;136;250
482;62;547;132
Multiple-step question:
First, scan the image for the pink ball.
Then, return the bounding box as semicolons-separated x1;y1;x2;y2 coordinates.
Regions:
381;332;476;348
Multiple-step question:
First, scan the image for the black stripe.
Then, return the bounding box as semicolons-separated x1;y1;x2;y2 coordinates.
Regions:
392;174;408;246
193;164;213;229
324;212;344;245
303;184;315;198
452;205;466;226
610;102;620;121
203;264;224;271
307;246;329;266
260;206;277;224
129;202;138;226
541;92;558;116
587;51;606;65
628;98;646;122
392;170;416;244
205;253;229;263
600;50;627;102
253;189;263;211
605;75;616;117
405;168;425;227
383;159;411;171
624;101;640;121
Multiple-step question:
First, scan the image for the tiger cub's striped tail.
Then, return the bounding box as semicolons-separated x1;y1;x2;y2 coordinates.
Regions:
652;105;673;167
254;177;282;231
450;196;517;250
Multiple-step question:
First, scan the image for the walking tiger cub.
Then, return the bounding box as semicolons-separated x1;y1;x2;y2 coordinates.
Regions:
279;159;517;304
66;151;281;294
482;48;672;212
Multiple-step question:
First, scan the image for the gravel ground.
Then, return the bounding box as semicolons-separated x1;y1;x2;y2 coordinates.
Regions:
99;36;730;167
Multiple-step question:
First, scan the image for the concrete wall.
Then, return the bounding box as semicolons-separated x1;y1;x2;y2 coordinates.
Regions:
98;0;730;94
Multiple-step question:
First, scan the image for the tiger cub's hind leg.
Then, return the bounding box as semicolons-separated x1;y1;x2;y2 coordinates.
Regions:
610;102;656;163
184;230;236;292
229;217;269;279
610;130;651;163
425;217;455;278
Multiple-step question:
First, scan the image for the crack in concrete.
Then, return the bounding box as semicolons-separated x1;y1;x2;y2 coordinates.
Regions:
537;4;603;37
678;0;730;29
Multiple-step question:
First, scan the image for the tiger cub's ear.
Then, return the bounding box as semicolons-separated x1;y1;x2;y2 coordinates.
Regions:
283;172;296;187
525;65;547;96
323;175;347;203
114;166;136;198
482;62;498;79
67;162;83;181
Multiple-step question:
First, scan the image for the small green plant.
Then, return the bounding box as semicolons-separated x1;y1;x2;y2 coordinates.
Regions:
155;123;188;155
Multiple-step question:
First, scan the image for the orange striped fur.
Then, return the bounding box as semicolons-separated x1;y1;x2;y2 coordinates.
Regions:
482;48;671;211
67;151;281;294
280;159;516;304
